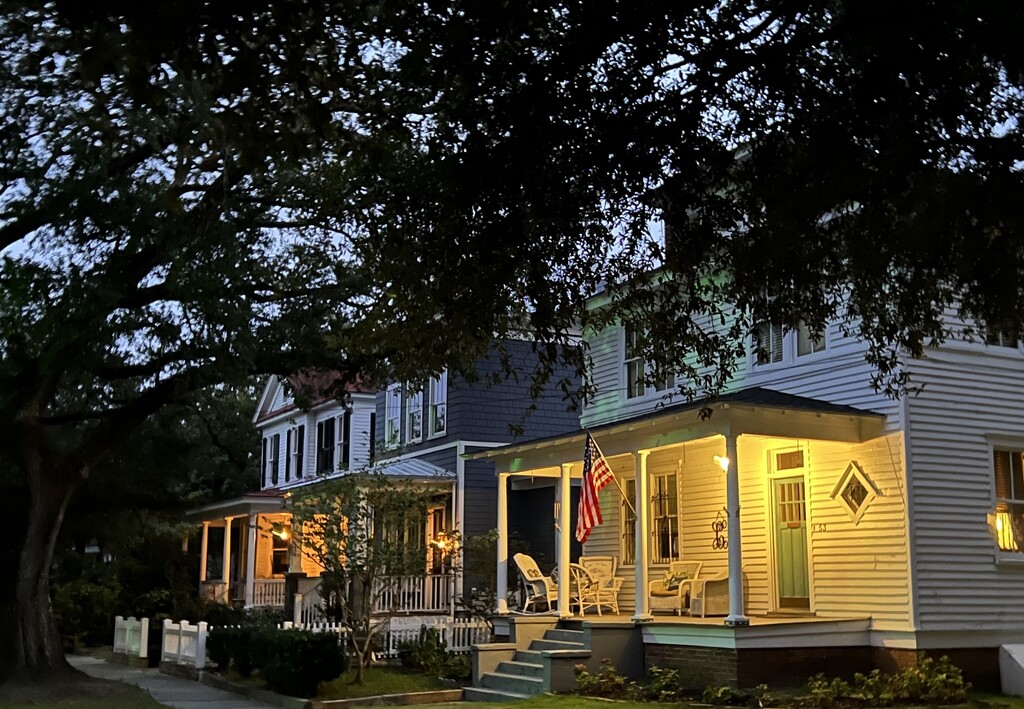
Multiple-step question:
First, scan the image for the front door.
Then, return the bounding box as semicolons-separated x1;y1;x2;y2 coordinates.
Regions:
773;477;810;609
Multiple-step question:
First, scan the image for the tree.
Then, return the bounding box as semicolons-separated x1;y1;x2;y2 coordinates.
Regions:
290;474;443;685
4;0;1024;682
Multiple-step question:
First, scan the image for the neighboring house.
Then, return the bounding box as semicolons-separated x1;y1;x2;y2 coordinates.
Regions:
470;310;1024;695
186;372;377;611
375;337;583;597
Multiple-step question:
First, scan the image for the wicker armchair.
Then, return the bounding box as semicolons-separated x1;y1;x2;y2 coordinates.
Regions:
648;561;703;615
513;553;558;612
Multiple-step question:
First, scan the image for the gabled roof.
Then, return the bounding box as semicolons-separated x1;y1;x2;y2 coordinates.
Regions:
253;372;376;424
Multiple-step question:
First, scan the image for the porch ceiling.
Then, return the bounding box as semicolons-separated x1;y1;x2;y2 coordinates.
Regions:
467;386;885;475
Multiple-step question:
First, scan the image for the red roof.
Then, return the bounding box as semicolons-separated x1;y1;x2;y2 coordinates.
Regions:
256;370;375;423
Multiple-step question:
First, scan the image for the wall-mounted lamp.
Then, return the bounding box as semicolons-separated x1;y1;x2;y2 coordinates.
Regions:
713;455;730;473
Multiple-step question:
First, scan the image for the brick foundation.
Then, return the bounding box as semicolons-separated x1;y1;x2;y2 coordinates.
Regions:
645;643;999;691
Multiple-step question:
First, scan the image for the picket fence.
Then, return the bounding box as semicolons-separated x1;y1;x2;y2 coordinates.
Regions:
281;616;490;658
113;615;149;660
161;618;208;669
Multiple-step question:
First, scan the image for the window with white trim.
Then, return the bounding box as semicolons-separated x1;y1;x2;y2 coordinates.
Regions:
753;320;827;366
316;418;335;474
651;473;680;564
385;384;402;448
985;324;1020;349
624;326;675;399
993;449;1024;552
428;372;447;437
335;412;351;470
621;478;637;565
406;387;423;443
268;433;281;486
289;424;304;480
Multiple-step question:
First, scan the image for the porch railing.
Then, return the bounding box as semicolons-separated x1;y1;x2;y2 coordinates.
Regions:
373;574;452;614
252;579;286;607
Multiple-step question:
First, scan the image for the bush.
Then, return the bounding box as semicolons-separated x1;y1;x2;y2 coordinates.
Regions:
398;627;471;681
574;658;630;699
807;655;969;708
702;684;752;706
260;630;346;697
629;666;683;702
52;577;121;648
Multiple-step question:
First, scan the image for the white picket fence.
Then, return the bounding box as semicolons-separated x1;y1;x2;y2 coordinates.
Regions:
161;619;208;669
113;615;149;660
281;616;490;658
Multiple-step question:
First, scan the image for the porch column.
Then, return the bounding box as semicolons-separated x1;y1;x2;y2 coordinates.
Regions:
245;514;257;608
558;463;572;618
199;521;210;583
495;472;510;614
633;450;652;621
724;434;749;626
222;517;232;604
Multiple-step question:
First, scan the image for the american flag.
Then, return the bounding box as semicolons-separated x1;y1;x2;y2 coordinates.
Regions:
576;432;615;543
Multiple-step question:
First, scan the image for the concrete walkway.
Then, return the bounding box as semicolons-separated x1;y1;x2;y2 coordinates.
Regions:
69;655;277;709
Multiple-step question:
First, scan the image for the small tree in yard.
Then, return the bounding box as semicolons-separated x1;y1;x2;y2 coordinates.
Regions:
291;473;439;685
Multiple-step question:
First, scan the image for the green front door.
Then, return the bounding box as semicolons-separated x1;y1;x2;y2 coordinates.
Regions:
773;477;810;609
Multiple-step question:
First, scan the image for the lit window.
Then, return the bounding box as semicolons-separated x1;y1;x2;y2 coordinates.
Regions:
406;387;423;443
385;384;402;448
429;372;447;436
993;450;1024;552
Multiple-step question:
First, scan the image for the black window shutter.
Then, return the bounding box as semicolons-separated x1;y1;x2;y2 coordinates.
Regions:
316;421;325;473
369;412;376;462
261;437;268;488
342;412;351;468
272;434;280;485
285;429;292;482
325;418;335;471
296;425;305;478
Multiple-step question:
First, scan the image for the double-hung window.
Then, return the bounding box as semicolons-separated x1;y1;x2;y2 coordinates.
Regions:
620;478;637;565
429;372;447;437
651;473;680;564
624;327;675;399
288;424;305;481
753;320;827;366
406;388;423;443
993;449;1024;552
385;384;402;448
316;418;335;474
265;434;281;486
335;411;351;470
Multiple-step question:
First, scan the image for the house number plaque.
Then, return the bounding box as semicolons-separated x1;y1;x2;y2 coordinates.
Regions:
811;522;827;534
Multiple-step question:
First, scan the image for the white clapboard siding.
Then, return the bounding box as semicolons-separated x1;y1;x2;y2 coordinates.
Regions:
904;344;1024;631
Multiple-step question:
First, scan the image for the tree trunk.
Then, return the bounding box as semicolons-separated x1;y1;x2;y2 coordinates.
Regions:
0;468;76;679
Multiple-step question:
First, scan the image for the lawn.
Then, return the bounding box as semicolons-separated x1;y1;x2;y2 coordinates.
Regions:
319;666;454;700
0;683;164;709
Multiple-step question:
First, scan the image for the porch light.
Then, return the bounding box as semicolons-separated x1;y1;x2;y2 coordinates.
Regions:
713;455;730;473
272;528;289;541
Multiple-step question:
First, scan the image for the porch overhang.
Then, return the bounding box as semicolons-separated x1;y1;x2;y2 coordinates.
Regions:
466;386;885;474
184;490;287;523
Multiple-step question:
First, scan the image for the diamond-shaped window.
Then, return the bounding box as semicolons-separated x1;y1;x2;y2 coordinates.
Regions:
831;461;877;524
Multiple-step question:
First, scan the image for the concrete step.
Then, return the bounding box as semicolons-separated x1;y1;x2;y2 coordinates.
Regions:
558;619;586;631
529;638;585;651
514;650;545;664
482;671;545;695
544;628;585;644
464;686;532;702
497;660;545;678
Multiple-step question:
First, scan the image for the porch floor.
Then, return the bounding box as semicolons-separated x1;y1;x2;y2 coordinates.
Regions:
570;613;869;626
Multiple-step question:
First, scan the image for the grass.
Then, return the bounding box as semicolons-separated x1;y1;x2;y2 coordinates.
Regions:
318;666;454;700
0;683;165;709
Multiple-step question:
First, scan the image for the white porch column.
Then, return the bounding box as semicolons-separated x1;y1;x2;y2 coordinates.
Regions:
633;450;652;621
245;514;257;608
495;472;510;614
558;463;572;618
724;434;749;626
199;521;210;583
222;517;233;604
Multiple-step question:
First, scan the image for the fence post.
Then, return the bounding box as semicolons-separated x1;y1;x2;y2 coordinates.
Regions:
113;615;123;653
177;620;187;664
293;592;303;626
161;618;172;664
195;621;208;669
140;617;149;659
282;621;293;629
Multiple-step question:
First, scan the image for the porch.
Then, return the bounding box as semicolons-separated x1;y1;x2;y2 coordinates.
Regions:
471;387;906;629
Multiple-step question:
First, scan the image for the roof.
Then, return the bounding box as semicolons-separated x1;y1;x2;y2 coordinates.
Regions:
370;458;455;480
185;489;288;522
254;371;376;424
466;386;885;469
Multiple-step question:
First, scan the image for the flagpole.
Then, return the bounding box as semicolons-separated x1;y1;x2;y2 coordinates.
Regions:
587;430;636;516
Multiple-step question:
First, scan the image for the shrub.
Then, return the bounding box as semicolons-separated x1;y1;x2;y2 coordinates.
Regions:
628;666;683;702
702;684;752;706
260;630;345;697
398;627;471;681
808;673;852;709
807;656;969;708
574;658;630;699
52;578;121;648
206;628;233;670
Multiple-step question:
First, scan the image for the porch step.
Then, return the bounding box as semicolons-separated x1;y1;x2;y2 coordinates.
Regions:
557;619;586;631
543;628;585;643
514;650;544;664
464;686;532;702
482;671;545;695
529;638;585;652
497;660;545;678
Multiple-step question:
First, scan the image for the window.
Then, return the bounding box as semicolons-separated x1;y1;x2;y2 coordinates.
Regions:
429;372;447;437
986;327;1019;349
316;418;335;474
624;326;675;399
406;387;423;443
621;479;637;565
261;438;268;488
993;449;1024;552
266;434;281;486
830;461;877;524
335;412;351;470
385;384;402;448
288;425;305;480
753;320;828;365
651;473;680;564
271;529;289;575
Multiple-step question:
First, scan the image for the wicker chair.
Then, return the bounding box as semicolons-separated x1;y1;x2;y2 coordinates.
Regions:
552;563;603;616
648;560;703;615
690;570;746;617
513;553;558;613
579;556;624;614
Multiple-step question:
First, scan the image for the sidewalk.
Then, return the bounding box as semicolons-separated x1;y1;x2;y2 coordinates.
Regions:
69;655;278;709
